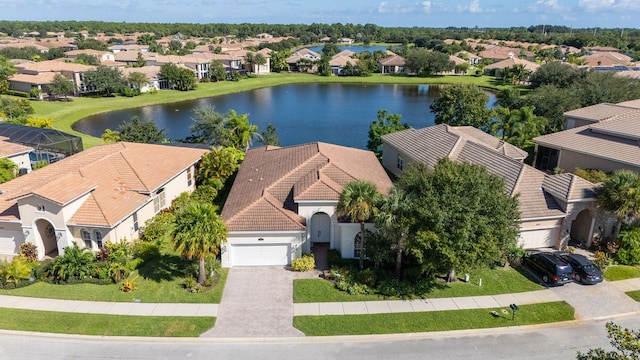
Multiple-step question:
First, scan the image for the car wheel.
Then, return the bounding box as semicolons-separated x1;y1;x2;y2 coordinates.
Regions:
542;275;549;284
575;274;581;283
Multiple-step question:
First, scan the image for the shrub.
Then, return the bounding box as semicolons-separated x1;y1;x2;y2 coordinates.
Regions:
616;228;640;265
106;238;133;264
184;276;197;290
593;251;612;270
120;276;138;292
33;258;54;280
204;276;215;287
354;268;377;287
19;243;38;263
0;256;33;287
327;249;344;267
51;244;96;281
133;241;160;261
574;168;609;183
335;278;371;295
291;254;315;272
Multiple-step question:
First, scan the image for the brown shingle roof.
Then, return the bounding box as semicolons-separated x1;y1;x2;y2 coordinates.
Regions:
0;142;207;225
222;142;392;232
563;103;639;123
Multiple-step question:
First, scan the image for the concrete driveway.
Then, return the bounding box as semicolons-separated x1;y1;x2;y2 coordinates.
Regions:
201;267;309;338
550;280;640;319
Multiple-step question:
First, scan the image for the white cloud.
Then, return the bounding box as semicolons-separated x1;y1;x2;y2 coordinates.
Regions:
457;0;490;14
578;0;615;11
377;1;389;13
376;1;415;14
422;1;431;13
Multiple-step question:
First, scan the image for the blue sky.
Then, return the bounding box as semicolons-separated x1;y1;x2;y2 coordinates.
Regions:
1;0;639;28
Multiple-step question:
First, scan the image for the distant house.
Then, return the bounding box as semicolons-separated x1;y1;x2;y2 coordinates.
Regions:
328;55;358;75
480;46;535;62
579;52;633;67
108;44;150;53
483;57;539;77
379;55;405;74
113;51;157;66
64;49;115;64
533;102;640;174
121;66;167;92
381;125;603;249
0;142;207;260
286;49;321;72
456;50;481;65
220;142;392;267
9;60;95;96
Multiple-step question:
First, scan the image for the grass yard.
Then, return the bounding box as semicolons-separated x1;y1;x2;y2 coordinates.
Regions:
294;266;543;303
0;307;214;337
28;73;507;148
0;267;228;303
604;265;640;281
626;291;640;302
294;301;574;336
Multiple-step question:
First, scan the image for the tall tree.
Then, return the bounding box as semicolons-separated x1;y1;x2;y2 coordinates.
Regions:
73;53;100;66
82;65;126;96
0;56;16;93
48;73;75;100
126;72;149;90
118;116;167;144
337;180;382;269
171;201;227;285
197;146;245;191
367;109;410;159
596;170;640;242
490;106;547;148
0;158;17;183
405;48;454;76
253;53;267;76
226;110;258;150
186;107;228;145
375;187;415;279
258;123;281;146
397;160;520;282
209;59;226;82
430;84;493;129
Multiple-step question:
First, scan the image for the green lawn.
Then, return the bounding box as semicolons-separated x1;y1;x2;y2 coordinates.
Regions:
626;291;640;302
28;73;507;148
0;267;228;303
0;307;214;337
294;301;574;336
294;267;543;303
604;265;640;281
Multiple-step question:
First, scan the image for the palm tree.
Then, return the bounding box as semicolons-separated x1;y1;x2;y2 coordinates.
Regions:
375;187;414;279
172;201;227;284
253;53;267;76
244;52;255;74
597;170;640;242
226;110;259;150
337;180;382;269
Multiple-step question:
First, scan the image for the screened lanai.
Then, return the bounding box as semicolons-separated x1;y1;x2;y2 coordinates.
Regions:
0;124;83;163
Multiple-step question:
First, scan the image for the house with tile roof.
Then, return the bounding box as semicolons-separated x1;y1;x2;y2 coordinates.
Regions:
533;102;640;174
379;54;405;74
9;60;95;96
220;142;392;267
0;136;33;174
0;142;207;260
381;125;603;249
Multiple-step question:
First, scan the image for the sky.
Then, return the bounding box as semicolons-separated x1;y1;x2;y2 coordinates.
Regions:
1;0;639;29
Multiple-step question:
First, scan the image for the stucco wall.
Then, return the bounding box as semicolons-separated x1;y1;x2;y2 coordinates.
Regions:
0;222;24;258
559;149;639;173
9;152;32;173
335;222;376;259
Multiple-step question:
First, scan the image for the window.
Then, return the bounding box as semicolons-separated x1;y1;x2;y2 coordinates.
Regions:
354;232;363;259
81;230;92;249
133;212;139;232
397;156;404;171
187;167;193;187
534;146;559;173
94;231;103;249
36;205;45;212
153;189;166;213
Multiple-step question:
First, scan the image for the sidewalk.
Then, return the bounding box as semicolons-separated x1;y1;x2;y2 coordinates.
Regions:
294;289;562;316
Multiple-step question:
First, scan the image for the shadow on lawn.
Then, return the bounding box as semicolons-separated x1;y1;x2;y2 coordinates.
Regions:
137;253;193;282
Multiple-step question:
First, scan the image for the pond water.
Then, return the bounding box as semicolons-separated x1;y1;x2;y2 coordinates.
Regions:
73;83;495;149
304;45;391;54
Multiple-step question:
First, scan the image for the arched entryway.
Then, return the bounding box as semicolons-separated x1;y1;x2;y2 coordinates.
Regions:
34;219;57;258
570;209;594;248
309;212;331;270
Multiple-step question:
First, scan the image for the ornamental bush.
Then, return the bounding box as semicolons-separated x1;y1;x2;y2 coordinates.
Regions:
291;254;315;272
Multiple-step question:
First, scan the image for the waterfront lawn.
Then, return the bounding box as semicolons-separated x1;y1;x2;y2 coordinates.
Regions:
29;73;506;148
0;267;228;304
294;301;574;336
604;265;640;281
0;307;214;337
293;266;543;303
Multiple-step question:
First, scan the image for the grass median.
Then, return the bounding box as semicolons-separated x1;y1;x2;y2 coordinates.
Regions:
604;265;640;281
0;307;214;337
29;73;507;148
294;267;543;303
294;301;574;336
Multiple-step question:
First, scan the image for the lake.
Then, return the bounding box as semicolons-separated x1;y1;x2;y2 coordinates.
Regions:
73;83;495;149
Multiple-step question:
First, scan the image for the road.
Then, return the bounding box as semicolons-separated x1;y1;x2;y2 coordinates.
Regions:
1;315;638;360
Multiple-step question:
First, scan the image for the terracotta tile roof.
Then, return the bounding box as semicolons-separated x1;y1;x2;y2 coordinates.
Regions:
222;142;392;232
121;66;162;81
534;115;640;168
114;51;158;62
16;60;95;73
563;103;639;123
329;56;358;67
9;72;57;85
0;142;207;226
0;137;33;157
383;126;574;220
379;55;405;66
484;57;539;72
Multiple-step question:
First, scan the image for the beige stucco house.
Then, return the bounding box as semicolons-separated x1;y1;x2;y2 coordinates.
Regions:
220;142;392;267
0;142;207;260
381;125;604;250
0;136;33;174
533;102;640;174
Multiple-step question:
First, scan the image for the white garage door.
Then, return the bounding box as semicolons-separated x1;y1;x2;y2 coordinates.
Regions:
230;244;291;266
519;228;560;249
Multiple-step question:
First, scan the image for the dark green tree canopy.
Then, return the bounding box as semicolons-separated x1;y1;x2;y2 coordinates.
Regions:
82;65;126;96
367;109;409;159
405;48;454;77
118;116;167;144
48;73;75;100
396;159;521;277
430;84;493;128
529;61;585;89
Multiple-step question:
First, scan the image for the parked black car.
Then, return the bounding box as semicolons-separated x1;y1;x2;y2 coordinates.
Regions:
524;252;574;286
556;252;603;285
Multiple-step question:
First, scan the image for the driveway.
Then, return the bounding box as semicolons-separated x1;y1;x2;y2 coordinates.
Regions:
550;280;640;319
201;267;313;338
